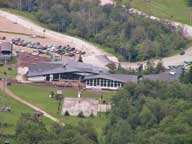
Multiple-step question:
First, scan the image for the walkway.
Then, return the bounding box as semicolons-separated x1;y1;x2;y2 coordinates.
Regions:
0;80;63;125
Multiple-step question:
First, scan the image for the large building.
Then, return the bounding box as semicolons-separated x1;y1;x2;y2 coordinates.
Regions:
27;60;109;82
0;41;12;61
27;59;183;90
84;74;137;90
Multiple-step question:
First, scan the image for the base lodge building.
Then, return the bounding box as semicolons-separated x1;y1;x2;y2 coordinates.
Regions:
27;60;182;90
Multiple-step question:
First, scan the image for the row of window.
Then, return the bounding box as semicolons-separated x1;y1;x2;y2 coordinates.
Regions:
86;79;123;87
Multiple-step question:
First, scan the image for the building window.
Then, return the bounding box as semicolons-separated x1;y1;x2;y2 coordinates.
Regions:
114;81;117;87
93;79;96;86
106;80;110;87
87;80;90;85
110;80;114;87
103;79;107;87
96;78;100;86
101;79;103;87
91;79;94;86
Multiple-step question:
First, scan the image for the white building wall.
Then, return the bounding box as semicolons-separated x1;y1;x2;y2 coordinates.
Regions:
28;76;46;82
17;67;29;75
85;78;123;90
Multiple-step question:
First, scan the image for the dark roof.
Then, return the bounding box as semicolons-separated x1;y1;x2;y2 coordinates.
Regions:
84;74;137;83
143;66;183;81
0;42;12;52
28;60;109;77
84;66;183;83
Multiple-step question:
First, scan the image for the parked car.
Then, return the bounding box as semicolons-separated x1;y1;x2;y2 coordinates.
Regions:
180;50;185;55
32;51;39;56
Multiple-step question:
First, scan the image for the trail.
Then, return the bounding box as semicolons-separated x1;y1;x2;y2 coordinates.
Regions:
1;4;192;69
100;0;192;69
0;81;63;125
0;10;118;68
121;8;192;69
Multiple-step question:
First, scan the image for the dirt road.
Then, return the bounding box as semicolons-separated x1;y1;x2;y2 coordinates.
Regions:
121;8;192;69
0;81;62;125
99;1;192;69
0;10;118;68
1;7;192;70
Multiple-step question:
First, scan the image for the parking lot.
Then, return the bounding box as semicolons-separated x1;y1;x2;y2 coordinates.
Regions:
0;16;85;61
12;37;85;59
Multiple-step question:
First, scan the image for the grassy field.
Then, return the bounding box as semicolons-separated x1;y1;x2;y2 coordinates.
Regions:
9;83;115;140
126;0;192;25
0;91;53;135
0;81;113;141
9;84;114;117
0;57;17;79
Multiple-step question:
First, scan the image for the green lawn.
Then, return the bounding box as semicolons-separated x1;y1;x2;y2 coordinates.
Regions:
0;65;17;79
0;91;53;135
0;57;17;79
126;0;192;25
9;83;115;139
9;84;114;117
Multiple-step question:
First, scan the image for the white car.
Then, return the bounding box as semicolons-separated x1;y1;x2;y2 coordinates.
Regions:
169;71;176;75
32;51;39;56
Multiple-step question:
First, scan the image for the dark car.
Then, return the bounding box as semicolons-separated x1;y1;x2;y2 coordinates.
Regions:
180;51;185;55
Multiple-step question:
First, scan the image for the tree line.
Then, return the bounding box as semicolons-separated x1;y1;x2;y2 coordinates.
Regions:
0;0;187;61
2;79;192;144
105;80;192;144
0;113;98;144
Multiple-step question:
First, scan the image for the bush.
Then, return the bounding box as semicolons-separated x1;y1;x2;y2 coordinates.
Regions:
64;111;70;116
78;111;85;118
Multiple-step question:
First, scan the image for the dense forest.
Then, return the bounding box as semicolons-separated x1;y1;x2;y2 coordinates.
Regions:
0;113;98;144
1;79;192;144
105;80;192;144
0;0;187;61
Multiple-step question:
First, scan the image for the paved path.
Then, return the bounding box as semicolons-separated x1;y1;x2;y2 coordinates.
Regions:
0;81;63;125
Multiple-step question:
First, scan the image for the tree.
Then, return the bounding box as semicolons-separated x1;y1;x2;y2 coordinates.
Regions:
1;0;186;62
106;62;116;73
180;65;192;83
105;80;192;144
155;60;165;73
186;0;192;7
78;111;85;118
15;113;47;144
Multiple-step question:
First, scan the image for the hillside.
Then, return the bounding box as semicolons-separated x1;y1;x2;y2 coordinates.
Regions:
126;0;192;26
0;0;188;62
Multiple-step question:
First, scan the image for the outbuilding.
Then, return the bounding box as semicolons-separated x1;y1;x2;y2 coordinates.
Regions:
0;41;12;61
